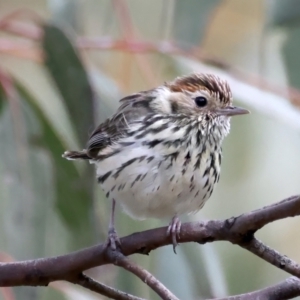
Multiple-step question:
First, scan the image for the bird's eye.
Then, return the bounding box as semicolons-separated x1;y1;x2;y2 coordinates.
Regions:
194;96;207;107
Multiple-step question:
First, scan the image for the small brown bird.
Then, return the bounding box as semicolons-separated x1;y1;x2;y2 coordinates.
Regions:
63;73;249;252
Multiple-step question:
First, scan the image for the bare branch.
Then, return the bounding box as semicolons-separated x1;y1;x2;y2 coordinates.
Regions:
70;273;145;300
229;195;300;234
213;277;300;300
0;195;300;299
2;21;300;113
76;37;300;108
0;9;42;39
108;251;179;300
240;238;300;278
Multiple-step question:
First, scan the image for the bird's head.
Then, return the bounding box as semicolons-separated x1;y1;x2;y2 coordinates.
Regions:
152;73;249;119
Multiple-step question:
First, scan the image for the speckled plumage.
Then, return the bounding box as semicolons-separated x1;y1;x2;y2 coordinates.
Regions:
63;73;248;251
94;112;227;219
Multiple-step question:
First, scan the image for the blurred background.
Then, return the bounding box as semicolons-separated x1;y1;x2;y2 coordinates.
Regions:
1;0;300;299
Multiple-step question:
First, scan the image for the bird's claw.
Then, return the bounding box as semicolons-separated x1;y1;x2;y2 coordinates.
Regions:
167;216;182;254
106;227;121;251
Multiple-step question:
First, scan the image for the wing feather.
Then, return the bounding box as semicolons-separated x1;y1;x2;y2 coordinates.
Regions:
86;91;155;158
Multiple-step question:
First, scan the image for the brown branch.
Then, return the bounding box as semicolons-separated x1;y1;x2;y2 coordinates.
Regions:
76;37;300;108
0;5;300;107
2;18;300;109
0;195;300;299
240;238;300;278
2;15;300;110
213;277;300;300
108;251;179;300
69;273;145;300
0;9;42;40
229;195;300;233
111;0;160;87
0;39;41;61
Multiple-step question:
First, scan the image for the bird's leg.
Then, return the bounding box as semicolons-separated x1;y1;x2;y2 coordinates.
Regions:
106;199;121;250
167;215;182;254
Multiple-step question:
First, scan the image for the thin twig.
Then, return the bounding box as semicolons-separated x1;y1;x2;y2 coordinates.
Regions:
0;9;42;39
2;22;300;110
108;251;179;300
212;277;300;300
240;238;300;278
76;37;300;108
1;9;300;108
70;273;145;300
111;0;159;87
0;38;41;61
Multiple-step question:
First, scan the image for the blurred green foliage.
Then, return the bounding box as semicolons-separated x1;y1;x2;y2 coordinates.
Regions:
0;84;4;115
42;24;95;244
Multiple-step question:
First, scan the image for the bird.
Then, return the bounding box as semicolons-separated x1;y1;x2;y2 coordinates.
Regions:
62;73;249;253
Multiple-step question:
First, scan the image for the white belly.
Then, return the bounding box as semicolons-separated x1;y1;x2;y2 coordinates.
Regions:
94;144;220;220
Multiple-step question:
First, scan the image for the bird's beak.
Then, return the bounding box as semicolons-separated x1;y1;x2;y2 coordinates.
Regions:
215;106;250;117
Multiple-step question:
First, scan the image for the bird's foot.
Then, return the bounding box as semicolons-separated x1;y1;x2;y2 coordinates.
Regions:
106;227;121;251
167;216;182;254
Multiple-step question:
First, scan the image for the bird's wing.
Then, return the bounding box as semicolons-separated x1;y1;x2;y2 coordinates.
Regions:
86;91;155;158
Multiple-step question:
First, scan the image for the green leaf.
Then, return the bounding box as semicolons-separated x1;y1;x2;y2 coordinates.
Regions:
17;82;93;247
41;23;96;246
0;84;5;116
42;23;95;146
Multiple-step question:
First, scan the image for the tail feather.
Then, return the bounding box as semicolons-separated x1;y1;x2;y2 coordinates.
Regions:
62;150;90;160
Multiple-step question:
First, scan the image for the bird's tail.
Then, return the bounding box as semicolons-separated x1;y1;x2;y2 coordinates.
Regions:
62;150;90;160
